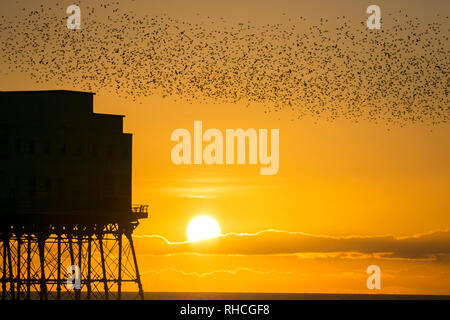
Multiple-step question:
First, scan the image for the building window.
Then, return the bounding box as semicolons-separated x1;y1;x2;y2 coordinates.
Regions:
71;190;81;209
45;177;52;192
61;144;67;156
76;144;82;156
57;178;66;201
44;142;51;155
106;145;113;158
9;188;16;206
29;177;36;197
104;175;114;195
119;175;128;194
0;140;7;159
28;140;35;155
121;147;129;159
92;144;98;157
15;139;21;153
0;124;7;135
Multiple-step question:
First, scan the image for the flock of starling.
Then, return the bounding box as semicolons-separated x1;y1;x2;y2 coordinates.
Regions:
0;2;448;125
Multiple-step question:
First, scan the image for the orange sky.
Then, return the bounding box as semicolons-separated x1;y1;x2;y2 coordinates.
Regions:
1;0;449;295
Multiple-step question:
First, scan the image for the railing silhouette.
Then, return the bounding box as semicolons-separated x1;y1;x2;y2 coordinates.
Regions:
131;204;149;219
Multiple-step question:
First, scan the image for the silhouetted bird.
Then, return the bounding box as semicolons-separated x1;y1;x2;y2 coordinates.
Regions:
1;3;448;126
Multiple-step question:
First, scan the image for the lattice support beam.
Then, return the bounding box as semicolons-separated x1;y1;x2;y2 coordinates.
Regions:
0;222;144;300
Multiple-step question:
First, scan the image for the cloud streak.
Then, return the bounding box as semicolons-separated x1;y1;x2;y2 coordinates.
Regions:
133;229;450;259
142;267;294;277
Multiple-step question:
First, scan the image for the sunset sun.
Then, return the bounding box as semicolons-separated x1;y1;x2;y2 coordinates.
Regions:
186;216;221;242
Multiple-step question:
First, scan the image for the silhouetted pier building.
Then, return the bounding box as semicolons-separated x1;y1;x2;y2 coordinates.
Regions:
0;90;147;300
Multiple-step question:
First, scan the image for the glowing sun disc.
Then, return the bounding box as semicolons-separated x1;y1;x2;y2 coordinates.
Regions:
186;216;221;242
